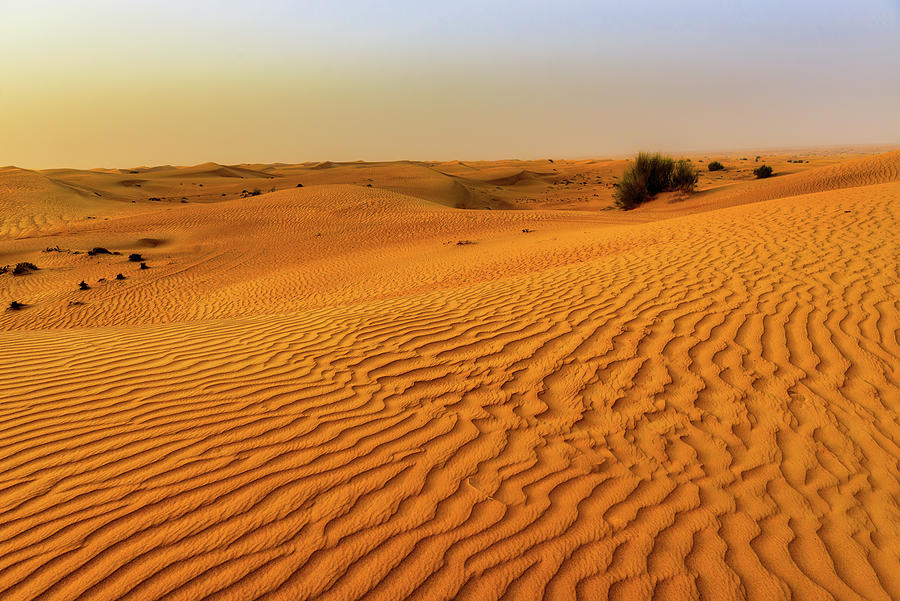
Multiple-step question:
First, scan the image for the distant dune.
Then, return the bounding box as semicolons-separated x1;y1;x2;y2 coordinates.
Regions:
676;150;900;215
0;149;898;600
0;167;127;238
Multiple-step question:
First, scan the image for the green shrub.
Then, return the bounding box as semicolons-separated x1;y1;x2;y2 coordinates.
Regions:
753;165;774;179
633;152;674;196
615;152;699;209
614;168;649;209
671;159;698;192
708;161;725;171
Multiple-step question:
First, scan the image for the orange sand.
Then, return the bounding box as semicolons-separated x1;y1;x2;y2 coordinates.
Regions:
1;149;898;600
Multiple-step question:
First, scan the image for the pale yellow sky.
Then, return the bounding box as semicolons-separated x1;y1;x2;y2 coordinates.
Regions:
2;1;898;168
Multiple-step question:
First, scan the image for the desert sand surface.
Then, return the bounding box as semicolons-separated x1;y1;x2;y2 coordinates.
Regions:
1;148;898;600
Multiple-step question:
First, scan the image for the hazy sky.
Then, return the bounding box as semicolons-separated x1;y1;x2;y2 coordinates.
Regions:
2;0;899;168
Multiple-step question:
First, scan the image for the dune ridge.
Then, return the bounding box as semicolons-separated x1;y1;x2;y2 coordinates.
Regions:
0;158;898;600
687;150;900;211
5;150;900;331
4;148;896;243
0;167;123;239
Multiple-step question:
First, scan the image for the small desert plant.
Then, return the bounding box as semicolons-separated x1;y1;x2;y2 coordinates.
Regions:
13;262;39;275
671;159;699;192
8;300;24;311
88;247;112;256
632;152;674;196
78;280;90;290
613;167;649;210
755;155;761;162
708;161;725;171
128;253;144;262
140;262;149;270
753;165;774;179
115;273;126;280
614;152;700;209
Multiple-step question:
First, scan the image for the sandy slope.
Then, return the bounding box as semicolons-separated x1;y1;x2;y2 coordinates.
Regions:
0;150;898;600
0;167;136;239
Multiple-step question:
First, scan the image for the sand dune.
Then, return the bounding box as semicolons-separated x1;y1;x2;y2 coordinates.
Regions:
656;150;900;217
150;163;278;180
1;150;898;600
0;185;608;330
0;167;128;239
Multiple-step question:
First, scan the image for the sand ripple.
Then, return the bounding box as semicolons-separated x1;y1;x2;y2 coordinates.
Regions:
0;179;897;600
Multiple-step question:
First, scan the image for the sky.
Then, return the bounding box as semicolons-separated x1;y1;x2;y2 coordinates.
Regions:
2;0;899;168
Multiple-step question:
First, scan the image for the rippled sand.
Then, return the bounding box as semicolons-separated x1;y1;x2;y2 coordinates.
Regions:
1;151;898;600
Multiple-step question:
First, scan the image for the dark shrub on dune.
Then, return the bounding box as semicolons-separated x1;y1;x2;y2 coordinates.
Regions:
671;159;699;192
633;152;674;196
615;152;698;209
140;262;149;270
116;273;126;280
88;247;112;256
753;165;774;179
128;253;143;262
78;280;90;290
13;262;39;275
8;301;24;311
614;168;649;210
708;161;725;171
